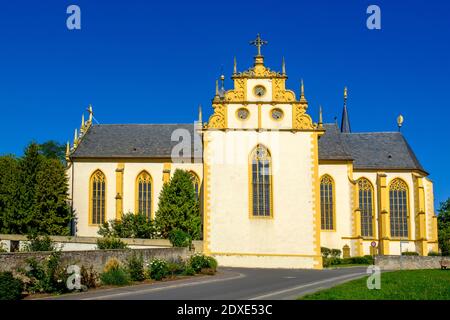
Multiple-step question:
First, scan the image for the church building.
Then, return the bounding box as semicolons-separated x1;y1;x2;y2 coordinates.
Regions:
66;35;438;269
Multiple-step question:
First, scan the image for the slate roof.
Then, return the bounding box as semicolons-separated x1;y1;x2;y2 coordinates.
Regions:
71;123;426;173
71;124;201;159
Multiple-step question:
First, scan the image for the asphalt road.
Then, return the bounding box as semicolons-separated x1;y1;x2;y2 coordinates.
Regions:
38;266;368;300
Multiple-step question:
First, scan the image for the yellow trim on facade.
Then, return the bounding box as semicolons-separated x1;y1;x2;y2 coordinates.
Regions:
257;103;262;129
356;177;377;239
115;163;124;220
162;163;171;183
134;170;154;220
413;174;428;255
202;135;211;255
211;251;321;258
88;169;107;227
311;132;322;268
377;173;390;254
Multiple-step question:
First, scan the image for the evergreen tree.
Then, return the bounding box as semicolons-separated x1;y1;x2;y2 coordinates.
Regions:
17;143;43;234
0;156;21;233
155;169;201;240
438;199;450;256
33;158;73;235
38;140;66;163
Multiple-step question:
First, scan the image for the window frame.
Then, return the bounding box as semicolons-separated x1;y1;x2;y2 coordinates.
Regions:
248;145;274;219
320;174;336;231
89;169;107;226
135;170;154;220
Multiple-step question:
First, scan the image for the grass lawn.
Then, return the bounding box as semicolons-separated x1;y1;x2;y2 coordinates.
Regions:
300;269;450;300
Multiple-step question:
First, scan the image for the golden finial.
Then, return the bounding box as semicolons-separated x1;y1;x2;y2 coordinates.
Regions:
65;141;70;161
73;128;78;147
198;104;202;123
344;87;348;101
250;33;268;57
220;74;225;91
233;56;237;74
81;113;85;132
282;57;286;75
397;114;404;131
319;105;323;128
215;79;219;96
87;104;93;123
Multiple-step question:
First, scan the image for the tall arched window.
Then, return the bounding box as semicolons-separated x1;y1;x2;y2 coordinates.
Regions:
189;171;200;200
320;175;334;230
358;178;374;237
250;145;272;217
389;178;409;238
90;170;106;225
136;171;153;219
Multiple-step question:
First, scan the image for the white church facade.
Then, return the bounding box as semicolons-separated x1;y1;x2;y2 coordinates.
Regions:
67;36;438;269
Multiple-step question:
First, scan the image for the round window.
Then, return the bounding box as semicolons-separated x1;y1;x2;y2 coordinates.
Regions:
271;108;284;121
236;108;249;120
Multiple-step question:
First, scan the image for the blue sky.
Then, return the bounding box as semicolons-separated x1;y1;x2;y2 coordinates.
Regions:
0;0;449;207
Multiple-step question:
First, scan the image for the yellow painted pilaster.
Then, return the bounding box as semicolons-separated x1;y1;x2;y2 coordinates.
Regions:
202;135;211;255
415;176;428;256
431;215;439;252
312;132;323;269
163;163;171;183
115;163;124;220
349;163;362;257
377;173;390;255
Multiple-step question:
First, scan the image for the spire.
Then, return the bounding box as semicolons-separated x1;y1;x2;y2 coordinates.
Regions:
299;79;307;102
198;104;203;123
87;104;93;123
233;56;237;74
220;74;225;91
282;57;286;75
73;128;78;147
215;79;219;97
340;86;351;133
318;105;323;128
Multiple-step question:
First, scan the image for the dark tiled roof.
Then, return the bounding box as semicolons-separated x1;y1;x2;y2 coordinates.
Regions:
71;124;201;159
72;123;426;173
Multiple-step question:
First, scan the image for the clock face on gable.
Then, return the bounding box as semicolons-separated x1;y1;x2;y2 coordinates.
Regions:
253;85;266;97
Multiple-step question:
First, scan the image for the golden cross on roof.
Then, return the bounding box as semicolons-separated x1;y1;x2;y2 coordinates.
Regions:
250;33;268;56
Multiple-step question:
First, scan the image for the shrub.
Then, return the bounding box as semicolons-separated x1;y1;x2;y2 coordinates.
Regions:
23;251;68;294
98;212;157;239
96;236;128;250
402;251;419;256
148;259;169;281
428;251;441;256
23;234;55;252
168;229;192;248
330;249;342;258
103;258;121;273
126;253;145;282
321;247;331;259
182;264;196;276
100;268;130;286
80;266;99;289
166;261;185;277
341;255;374;265
189;254;218;273
0;272;24;300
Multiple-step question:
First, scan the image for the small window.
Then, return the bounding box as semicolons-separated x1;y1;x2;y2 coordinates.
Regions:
271;108;284;121
236;108;249;120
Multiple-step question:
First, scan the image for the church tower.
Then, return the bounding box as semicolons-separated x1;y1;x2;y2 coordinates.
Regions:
202;35;325;269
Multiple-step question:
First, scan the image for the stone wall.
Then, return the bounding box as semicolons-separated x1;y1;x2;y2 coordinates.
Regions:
0;247;189;274
375;255;450;270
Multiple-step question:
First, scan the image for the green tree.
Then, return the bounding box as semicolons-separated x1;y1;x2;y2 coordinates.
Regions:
0;156;21;234
33;158;73;235
438;198;450;256
38;141;65;163
155;169;201;240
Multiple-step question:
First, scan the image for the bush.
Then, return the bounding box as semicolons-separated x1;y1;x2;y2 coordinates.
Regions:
330;249;342;258
96;236;128;250
100;268;130;286
0;272;24;300
98;212;157;239
168;229;192;248
166;261;185;277
402;251;419;256
23;234;55;252
23;251;68;294
189;254;218;273
148;259;169;281
182;264;196;276
100;258;130;286
80;266;99;289
323;255;374;268
126;253;145;282
428;251;441;256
